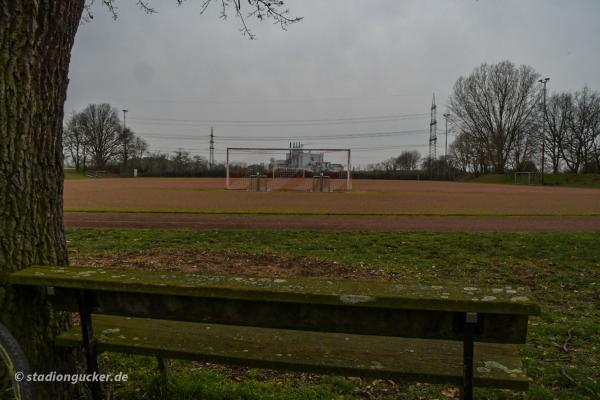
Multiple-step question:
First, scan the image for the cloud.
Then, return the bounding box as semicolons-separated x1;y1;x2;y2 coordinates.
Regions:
65;0;600;165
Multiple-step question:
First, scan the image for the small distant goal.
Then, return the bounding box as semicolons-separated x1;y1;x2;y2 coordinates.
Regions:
226;147;351;192
514;172;541;185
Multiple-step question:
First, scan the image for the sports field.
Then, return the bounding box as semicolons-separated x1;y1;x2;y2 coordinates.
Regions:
64;177;600;214
62;177;600;399
64;177;600;231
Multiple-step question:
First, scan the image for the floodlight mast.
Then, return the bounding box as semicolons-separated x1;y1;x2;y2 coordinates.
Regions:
443;113;451;179
347;149;352;190
538;77;550;185
225;147;230;188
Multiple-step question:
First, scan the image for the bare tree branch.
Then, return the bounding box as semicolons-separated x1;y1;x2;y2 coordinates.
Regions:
84;0;301;38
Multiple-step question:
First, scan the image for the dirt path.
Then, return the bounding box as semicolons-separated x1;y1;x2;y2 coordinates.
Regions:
64;212;600;231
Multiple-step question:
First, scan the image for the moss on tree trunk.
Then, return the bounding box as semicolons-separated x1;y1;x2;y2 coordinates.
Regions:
0;1;85;398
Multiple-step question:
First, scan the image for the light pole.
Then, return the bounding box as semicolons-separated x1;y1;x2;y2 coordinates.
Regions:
538;78;549;185
122;109;128;168
443;113;451;179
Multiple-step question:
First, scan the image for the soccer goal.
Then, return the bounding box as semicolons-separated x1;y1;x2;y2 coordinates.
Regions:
514;171;541;185
225;147;352;191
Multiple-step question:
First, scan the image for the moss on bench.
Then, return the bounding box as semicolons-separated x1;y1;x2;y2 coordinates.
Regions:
10;266;540;315
56;314;529;391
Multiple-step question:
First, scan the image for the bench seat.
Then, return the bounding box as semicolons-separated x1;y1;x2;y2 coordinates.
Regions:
56;314;529;390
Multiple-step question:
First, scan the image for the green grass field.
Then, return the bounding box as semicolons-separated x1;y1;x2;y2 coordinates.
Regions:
63;208;600;216
461;173;600;188
66;228;600;400
64;168;88;180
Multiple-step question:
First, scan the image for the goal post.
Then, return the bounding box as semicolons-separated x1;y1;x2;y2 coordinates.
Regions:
225;147;352;191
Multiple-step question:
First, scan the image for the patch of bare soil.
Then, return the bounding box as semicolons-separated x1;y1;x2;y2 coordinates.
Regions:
70;249;394;281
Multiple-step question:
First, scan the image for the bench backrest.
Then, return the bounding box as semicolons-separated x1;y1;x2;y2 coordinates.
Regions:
10;266;540;344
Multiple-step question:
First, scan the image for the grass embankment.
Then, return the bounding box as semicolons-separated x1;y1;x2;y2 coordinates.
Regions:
462;173;600;188
66;229;600;400
64;208;600;217
64;168;88;180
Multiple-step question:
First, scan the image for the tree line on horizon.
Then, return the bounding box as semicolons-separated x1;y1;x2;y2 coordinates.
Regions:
64;104;220;176
369;61;600;178
448;61;599;175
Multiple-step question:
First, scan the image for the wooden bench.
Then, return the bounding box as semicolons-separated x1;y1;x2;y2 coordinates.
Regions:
10;266;540;400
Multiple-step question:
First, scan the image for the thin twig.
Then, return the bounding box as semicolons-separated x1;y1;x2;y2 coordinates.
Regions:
562;329;573;353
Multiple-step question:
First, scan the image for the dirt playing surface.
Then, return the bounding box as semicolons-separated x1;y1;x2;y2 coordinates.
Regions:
64;178;600;215
65;212;600;231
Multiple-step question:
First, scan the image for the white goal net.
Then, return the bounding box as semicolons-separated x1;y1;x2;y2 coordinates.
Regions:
226;146;352;191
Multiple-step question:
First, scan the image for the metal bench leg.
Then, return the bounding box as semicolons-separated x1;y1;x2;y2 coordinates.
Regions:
77;290;102;400
461;312;478;400
157;357;172;383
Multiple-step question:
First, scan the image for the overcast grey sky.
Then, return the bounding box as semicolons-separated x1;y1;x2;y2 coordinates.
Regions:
65;0;600;166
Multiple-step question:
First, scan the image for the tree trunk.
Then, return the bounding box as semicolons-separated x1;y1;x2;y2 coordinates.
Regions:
0;1;85;398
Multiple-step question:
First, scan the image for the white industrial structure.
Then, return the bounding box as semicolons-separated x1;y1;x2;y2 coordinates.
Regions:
225;145;351;191
273;142;345;173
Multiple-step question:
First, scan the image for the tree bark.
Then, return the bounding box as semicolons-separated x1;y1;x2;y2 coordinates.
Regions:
0;1;85;398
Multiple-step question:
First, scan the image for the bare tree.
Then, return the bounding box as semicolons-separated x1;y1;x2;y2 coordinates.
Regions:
511;126;539;172
171;149;193;173
593;127;600;173
78;103;123;169
377;157;394;172
449;133;471;173
396;150;421;171
85;0;302;40
193;155;209;171
63;112;88;171
450;131;489;174
544;93;572;173
448;61;541;174
560;86;600;173
130;136;149;161
120;127;134;167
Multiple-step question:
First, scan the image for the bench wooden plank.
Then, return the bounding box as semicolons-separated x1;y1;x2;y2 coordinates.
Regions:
47;287;531;343
56;315;529;391
10;266;540;315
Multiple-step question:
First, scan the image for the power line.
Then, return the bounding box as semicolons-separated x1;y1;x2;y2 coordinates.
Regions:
353;143;429;151
149;143;429;154
127;112;428;128
219;129;429;141
136;128;431;142
78;91;436;106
